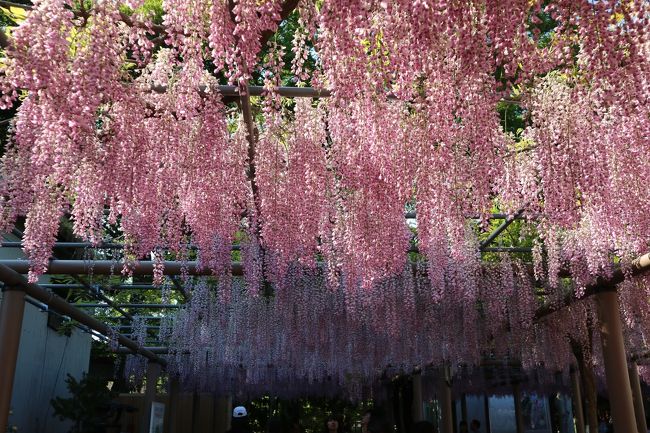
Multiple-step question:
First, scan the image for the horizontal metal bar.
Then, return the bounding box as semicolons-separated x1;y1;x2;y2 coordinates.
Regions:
482;247;532;253
0;241;244;251
151;84;332;98
114;347;176;354
1;241;125;249
118;325;161;330
23;296;108;338
404;212;518;220
40;283;176;290
408;245;531;254
76;303;181;309
4;236;533;255
0;259;244;276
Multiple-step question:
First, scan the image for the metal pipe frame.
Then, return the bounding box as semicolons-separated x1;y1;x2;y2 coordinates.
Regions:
114;347;185;354
40;283;174;290
0;240;244;251
534;252;650;321
408;245;532;254
72;274;135;321
7;229;137;322
3;241;532;253
0;263;165;364
479;207;527;250
0;259;244;276
75;303;181;309
22;296;118;347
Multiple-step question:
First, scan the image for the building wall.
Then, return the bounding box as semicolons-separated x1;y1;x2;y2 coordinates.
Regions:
5;300;92;433
1;235;92;433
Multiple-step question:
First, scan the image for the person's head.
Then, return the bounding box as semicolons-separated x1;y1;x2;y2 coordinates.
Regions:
458;420;468;433
469;420;480;432
233;406;248;419
231;406;250;432
324;414;342;433
413;420;436;433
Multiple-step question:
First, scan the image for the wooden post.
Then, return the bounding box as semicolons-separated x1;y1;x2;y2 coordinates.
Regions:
628;362;648;433
438;368;453;433
0;288;25;433
141;361;162;433
167;376;180;433
412;373;424;422
484;394;491;433
570;366;586;433
596;291;637;432
512;383;524;433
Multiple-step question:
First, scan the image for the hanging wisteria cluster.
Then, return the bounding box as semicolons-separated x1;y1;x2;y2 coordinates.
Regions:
133;262;650;398
1;0;649;387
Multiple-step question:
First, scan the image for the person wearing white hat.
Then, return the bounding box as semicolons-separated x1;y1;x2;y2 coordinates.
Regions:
233;406;248;418
228;405;252;433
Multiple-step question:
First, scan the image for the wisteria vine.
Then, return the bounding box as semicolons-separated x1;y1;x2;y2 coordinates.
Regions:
1;0;649;389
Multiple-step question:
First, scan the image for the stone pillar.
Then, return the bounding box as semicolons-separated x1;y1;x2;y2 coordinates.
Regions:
412;373;424;422
141;361;162;433
0;288;25;433
628;362;648;433
596;291;637;432
570;366;586;433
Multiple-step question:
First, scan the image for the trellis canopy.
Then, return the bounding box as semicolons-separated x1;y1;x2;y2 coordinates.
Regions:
0;0;649;395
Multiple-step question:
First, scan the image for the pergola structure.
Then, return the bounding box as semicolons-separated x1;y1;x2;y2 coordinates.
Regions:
1;205;649;433
1;0;650;432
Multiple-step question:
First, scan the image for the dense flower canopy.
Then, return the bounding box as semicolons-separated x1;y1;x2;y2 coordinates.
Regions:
0;0;649;390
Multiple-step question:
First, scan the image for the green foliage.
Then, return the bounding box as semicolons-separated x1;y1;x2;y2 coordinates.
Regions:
51;373;118;433
527;1;559;49
497;101;527;139
0;5;26;28
253;10;318;88
245;396;370;433
475;204;537;264
119;0;164;25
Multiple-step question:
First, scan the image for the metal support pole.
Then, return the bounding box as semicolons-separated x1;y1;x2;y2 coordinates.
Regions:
512;383;524;433
438;368;453;433
0;287;25;433
141;361;162;433
628;362;647;433
570;366;586;433
412;372;424;422
596;291;637;432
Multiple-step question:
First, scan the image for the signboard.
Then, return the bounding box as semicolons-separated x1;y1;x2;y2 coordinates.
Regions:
149;402;165;433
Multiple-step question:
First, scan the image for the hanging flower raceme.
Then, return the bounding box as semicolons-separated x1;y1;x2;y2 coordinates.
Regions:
1;0;650;392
